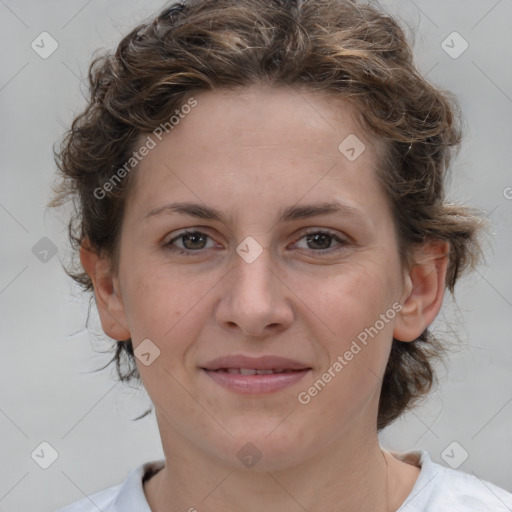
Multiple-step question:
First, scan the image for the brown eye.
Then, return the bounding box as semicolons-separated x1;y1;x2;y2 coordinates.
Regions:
165;230;214;254
293;230;349;255
305;232;333;250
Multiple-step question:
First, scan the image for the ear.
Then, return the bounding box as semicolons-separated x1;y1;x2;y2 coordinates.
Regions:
393;239;450;342
80;240;131;341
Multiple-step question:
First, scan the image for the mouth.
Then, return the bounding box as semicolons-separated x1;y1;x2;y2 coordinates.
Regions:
200;355;312;394
209;368;305;375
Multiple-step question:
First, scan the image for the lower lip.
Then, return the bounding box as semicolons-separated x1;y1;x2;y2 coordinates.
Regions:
202;369;311;394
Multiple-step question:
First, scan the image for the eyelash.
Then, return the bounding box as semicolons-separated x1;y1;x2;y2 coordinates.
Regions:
163;229;349;257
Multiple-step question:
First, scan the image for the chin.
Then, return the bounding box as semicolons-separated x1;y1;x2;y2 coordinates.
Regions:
209;423;314;472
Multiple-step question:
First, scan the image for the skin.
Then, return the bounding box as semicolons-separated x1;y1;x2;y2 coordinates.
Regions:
81;84;449;512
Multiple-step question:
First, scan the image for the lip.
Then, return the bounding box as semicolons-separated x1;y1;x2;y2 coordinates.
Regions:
201;355;312;394
202;355;310;371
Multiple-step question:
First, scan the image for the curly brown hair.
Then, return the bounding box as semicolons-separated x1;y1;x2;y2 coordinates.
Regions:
50;0;487;430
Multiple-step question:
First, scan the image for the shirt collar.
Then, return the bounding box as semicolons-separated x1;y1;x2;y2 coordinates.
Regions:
110;459;165;511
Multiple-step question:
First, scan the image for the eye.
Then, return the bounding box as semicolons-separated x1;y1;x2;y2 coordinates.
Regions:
292;229;349;255
164;230;217;255
163;228;350;257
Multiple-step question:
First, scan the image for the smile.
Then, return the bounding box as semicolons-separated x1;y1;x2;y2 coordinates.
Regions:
211;368;303;375
201;355;312;393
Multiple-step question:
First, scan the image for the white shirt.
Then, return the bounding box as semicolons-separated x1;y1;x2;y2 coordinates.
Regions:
56;449;512;511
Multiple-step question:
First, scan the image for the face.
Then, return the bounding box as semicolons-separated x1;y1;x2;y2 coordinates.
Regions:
90;85;432;471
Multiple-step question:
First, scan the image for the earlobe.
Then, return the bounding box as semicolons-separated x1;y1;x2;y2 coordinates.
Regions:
393;240;450;342
80;241;131;341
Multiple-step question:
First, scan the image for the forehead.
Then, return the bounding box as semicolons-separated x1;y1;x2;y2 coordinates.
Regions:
126;85;389;221
168;84;382;156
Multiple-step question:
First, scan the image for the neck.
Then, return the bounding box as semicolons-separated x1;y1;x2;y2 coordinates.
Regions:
145;414;396;512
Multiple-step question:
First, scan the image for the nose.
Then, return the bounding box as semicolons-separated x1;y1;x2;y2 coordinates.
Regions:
214;246;294;338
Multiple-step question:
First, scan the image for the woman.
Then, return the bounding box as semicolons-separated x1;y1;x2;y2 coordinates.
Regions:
51;0;512;510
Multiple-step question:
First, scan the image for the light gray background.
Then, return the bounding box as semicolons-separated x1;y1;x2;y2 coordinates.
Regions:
0;1;511;511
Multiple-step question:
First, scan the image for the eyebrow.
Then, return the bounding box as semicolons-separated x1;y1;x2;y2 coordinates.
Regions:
143;201;365;224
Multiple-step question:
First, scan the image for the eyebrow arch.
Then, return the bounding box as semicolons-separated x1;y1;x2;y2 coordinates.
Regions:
143;201;364;224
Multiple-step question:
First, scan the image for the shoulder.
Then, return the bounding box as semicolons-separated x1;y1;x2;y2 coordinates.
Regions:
55;459;165;512
393;449;512;512
55;484;120;512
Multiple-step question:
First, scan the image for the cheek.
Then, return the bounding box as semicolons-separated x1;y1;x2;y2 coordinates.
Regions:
300;261;398;394
121;270;204;397
120;259;194;346
120;259;226;382
305;261;398;338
